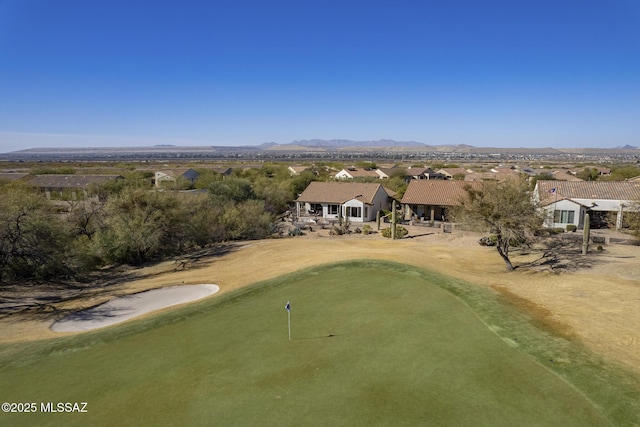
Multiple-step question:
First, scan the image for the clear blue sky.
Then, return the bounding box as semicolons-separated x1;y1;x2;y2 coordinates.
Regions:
1;0;639;152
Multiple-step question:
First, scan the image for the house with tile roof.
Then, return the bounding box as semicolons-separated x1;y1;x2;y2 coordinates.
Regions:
155;168;199;187
550;169;584;182
288;166;309;176
436;168;469;180
334;168;381;180
31;174;123;199
296;182;395;222
210;167;233;177
401;180;481;222
404;167;445;180
0;172;33;182
534;180;640;229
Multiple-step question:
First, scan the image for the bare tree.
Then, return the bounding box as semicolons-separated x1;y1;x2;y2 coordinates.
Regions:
452;178;543;271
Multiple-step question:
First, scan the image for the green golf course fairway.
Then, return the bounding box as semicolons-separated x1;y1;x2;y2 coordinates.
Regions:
0;261;627;426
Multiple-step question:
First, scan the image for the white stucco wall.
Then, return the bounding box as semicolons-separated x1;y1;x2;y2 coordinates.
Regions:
541;199;587;229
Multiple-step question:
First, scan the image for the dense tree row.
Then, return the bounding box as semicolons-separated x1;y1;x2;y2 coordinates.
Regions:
0;166;312;282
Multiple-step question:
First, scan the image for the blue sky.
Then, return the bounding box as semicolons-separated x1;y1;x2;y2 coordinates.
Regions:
0;0;639;152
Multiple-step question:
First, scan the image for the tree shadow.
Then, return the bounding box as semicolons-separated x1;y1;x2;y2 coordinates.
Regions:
519;237;603;272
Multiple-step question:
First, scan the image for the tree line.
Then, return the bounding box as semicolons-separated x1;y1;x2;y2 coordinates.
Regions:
0;165;329;282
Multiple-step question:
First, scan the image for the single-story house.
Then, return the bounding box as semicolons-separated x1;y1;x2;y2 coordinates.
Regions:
0;172;33;182
401;180;481;221
550;169;584;181
405;167;445;180
534;180;640;229
296;182;395;223
210;167;233;177
288;166;310;176
31;175;124;199
436;168;469;180
334;168;381;180
464;171;521;182
155;168;199;187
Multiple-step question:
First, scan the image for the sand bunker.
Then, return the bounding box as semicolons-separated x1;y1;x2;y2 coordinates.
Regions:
51;284;219;332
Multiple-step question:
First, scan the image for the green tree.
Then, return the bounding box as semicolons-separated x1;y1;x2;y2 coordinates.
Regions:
208;178;255;203
605;166;640;181
576;167;599;181
194;169;224;189
0;184;71;280
96;188;181;265
220;200;273;241
253;177;292;214
452;178;543;271
529;172;556;190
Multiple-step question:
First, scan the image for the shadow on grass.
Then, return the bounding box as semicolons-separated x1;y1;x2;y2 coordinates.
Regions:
294;334;338;341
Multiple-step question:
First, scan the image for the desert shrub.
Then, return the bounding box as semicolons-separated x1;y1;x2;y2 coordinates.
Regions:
478;236;497;246
566;224;577;232
288;227;302;237
362;225;372;235
597;245;604;251
478;234;523;247
330;225;345;235
381;226;408;238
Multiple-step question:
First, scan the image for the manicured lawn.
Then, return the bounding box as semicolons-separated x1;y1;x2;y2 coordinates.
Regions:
0;261;637;426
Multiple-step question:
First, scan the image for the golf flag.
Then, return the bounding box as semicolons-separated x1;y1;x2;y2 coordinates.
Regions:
548;187;556;194
285;301;292;341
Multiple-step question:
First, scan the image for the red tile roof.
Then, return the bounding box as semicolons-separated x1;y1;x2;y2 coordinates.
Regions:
401;180;481;206
297;182;391;204
536;180;640;202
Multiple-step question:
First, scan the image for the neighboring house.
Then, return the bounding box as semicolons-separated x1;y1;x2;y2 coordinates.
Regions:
0;172;33;182
534;180;640;229
334;168;380;180
210;167;233;177
31;175;124;199
296;182;395;223
550;169;584;182
288;166;309;176
155;168;199;187
375;167;410;181
538;196;589;230
464;171;519;182
437;168;468;180
401;180;481;222
405;167;445;180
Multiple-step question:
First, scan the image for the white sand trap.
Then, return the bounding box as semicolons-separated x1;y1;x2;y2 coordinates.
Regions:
51;284;219;332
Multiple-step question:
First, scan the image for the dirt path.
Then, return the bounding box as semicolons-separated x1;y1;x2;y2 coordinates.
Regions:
2;226;639;373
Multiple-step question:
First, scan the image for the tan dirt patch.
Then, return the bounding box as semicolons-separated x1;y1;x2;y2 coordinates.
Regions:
1;226;639;374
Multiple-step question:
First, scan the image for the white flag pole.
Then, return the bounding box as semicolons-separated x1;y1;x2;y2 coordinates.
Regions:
285;301;291;341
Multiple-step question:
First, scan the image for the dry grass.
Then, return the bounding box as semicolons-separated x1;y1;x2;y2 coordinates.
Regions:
2;225;639;375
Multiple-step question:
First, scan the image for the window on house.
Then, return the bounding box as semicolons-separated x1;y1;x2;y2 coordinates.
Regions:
346;206;362;217
328;204;338;215
554;210;575;224
308;203;322;214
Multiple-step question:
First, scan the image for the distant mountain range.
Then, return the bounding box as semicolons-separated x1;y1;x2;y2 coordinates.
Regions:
1;139;637;161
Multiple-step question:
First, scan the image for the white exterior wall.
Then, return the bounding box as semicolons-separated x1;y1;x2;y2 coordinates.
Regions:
542;199;586;229
334;170;354;179
342;199;367;222
298;186;392;222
